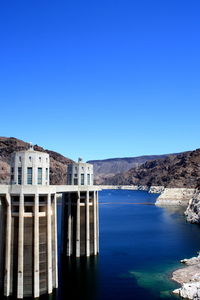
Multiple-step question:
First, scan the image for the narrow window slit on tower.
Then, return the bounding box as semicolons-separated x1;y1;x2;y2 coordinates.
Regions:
27;167;32;184
38;168;42;185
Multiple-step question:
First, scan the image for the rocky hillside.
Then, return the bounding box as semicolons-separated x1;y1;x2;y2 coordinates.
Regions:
0;137;73;184
88;154;173;184
102;149;200;188
185;192;200;223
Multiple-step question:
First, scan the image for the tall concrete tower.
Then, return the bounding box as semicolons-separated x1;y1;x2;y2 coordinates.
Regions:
67;158;93;186
4;145;58;298
63;159;99;257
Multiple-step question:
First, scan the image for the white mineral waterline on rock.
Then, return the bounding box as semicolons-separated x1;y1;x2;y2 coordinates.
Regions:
172;254;200;300
155;188;196;206
98;185;149;191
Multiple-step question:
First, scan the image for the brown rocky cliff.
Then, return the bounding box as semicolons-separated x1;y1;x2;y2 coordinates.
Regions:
0;137;73;185
103;149;200;188
88;154;175;184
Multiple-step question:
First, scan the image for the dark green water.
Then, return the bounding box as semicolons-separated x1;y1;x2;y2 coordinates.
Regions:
55;190;200;300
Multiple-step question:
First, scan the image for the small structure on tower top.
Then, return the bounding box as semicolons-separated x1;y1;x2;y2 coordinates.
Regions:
28;142;34;151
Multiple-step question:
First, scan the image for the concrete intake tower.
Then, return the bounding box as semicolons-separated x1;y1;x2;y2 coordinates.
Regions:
63;158;99;257
0;145;100;298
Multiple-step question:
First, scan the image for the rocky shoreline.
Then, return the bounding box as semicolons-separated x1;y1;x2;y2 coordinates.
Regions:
154;187;200;224
185;192;200;224
172;254;200;299
155;188;197;206
98;184;164;192
154;187;200;299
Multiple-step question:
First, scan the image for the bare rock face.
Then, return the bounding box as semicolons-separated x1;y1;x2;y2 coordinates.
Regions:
172;264;200;284
102;149;200;188
173;283;200;300
88;154;172;184
172;255;200;299
148;186;165;194
0;137;73;185
181;256;200;266
155;188;196;206
0;161;10;184
185;193;200;224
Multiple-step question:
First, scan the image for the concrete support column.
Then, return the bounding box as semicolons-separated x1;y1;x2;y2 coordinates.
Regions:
4;194;11;297
67;193;72;257
76;191;80;257
96;192;99;253
47;193;52;294
17;192;24;299
34;193;39;298
61;193;66;256
86;191;90;257
53;193;58;288
93;191;97;255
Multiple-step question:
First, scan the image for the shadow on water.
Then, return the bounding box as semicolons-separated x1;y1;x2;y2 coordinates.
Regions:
58;256;98;300
37;256;98;300
38;199;99;300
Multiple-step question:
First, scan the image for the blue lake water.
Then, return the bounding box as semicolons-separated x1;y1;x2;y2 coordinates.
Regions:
38;190;200;299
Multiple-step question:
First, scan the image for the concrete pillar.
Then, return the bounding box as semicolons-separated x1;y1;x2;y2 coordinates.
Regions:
53;193;58;288
67;193;72;257
34;193;39;298
76;191;80;257
93;191;97;255
17;192;24;299
47;193;52;294
61;194;65;255
96;192;99;253
4;194;11;297
86;191;90;257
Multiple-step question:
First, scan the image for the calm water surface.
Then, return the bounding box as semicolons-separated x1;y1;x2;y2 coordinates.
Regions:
43;190;200;300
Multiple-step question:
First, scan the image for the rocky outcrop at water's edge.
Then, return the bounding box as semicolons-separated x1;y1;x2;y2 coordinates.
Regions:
185;192;200;224
172;254;200;299
148;185;165;194
154;187;200;225
155;188;197;206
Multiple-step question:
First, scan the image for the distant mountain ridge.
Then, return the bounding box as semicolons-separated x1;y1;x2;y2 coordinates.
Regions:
1;137;199;189
100;149;200;188
88;153;179;184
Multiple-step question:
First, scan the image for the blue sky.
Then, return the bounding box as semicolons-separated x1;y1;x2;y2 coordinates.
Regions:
0;0;200;161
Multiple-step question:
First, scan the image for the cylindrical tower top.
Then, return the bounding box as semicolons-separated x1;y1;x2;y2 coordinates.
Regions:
11;147;50;186
67;159;93;186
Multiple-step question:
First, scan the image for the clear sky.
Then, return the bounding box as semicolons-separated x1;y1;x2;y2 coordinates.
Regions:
0;0;200;161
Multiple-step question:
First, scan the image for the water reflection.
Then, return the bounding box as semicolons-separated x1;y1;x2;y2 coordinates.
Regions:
58;256;98;300
36;256;98;300
157;205;187;215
